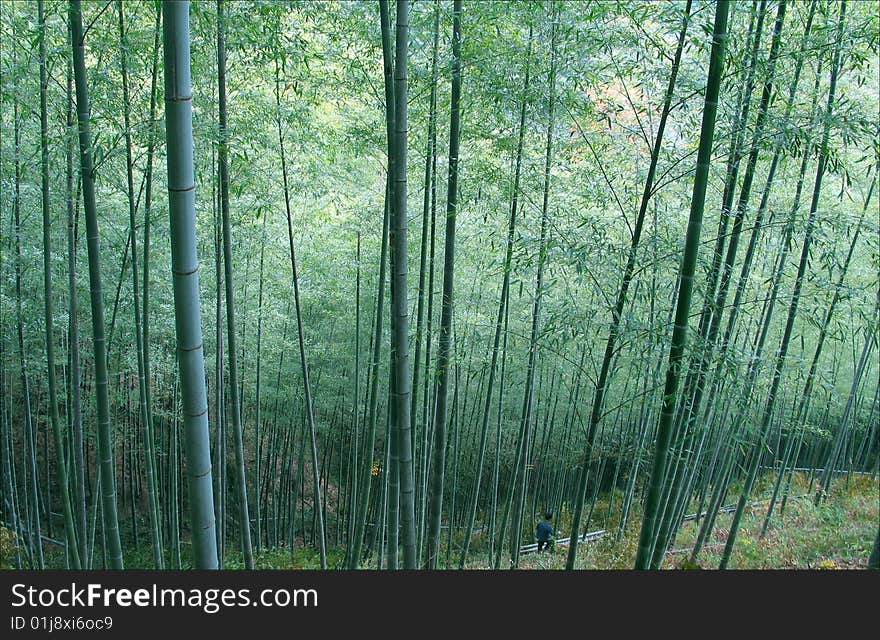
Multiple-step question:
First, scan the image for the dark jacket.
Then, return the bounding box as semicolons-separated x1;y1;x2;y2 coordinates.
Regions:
536;519;554;542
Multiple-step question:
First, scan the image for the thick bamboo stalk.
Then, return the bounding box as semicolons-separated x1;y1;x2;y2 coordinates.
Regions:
162;0;219;569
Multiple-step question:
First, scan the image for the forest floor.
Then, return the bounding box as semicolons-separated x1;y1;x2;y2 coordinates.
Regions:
511;472;879;570
5;472;876;570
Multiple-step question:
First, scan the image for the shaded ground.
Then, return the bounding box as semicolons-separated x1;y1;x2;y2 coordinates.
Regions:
509;472;879;570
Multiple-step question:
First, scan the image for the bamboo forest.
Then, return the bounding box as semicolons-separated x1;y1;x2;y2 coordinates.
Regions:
0;0;877;572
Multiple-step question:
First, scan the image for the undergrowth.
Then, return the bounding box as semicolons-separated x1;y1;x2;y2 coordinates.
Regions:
509;472;878;570
5;472;876;570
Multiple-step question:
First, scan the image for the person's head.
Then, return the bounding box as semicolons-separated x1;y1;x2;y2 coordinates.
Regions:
544;511;553;521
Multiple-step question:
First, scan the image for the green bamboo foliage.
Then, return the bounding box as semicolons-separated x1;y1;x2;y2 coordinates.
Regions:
141;6;162;561
698;0;817;459
217;0;254;569
276;39;328;569
566;0;693;569
65;29;87;566
375;0;398;570
634;0;729;570
344;231;361;566
212;133;226;567
39;0;80;570
346;65;391;566
0;145;7;565
386;337;400;569
685;0;762;368
1;368;22;567
389;0;417;570
647;0;789;568
283;122;328;569
718;0;847;571
426;0;462;571
13;53;43;569
417;106;440;565
675;0;787;446
118;0;163;569
509;3;557;569
690;65;827;565
412;0;440;564
170;376;182;567
714;0;809;367
761;176;872;537
486;24;534;571
69;0;124;570
162;0;219;570
254;213;267;553
349;188;389;568
816;291;877;502
0;0;875;575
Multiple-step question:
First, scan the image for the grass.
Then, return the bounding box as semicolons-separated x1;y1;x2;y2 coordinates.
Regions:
486;472;879;570
4;472;876;570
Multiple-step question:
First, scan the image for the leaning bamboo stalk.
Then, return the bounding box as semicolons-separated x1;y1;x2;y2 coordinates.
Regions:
39;0;80;569
70;0;124;569
634;0;729;570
